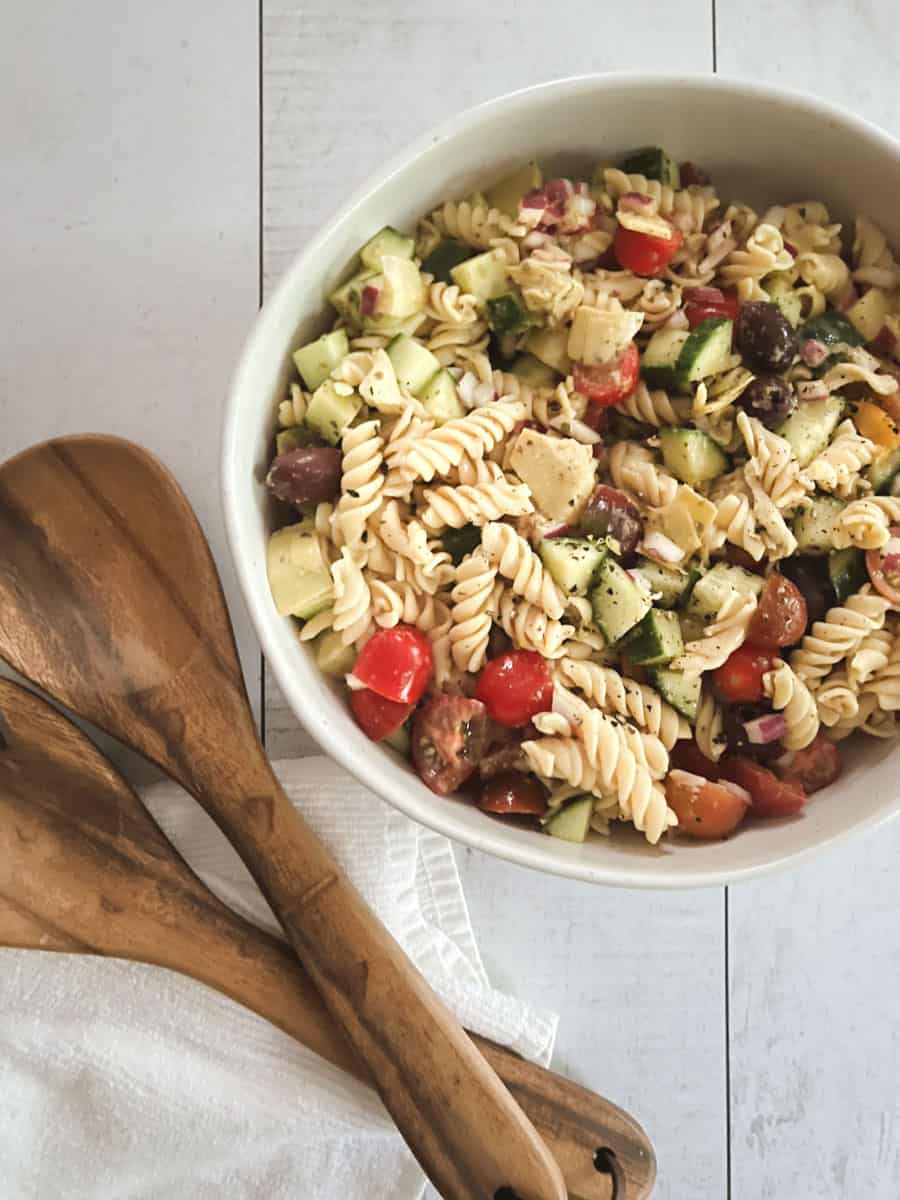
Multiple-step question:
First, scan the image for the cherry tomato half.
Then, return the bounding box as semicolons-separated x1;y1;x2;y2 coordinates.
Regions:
412;694;488;795
747;574;808;648
572;341;640;407
720;757;806;818
613;222;683;277
666;769;750;839
684;295;741;328
353;625;433;704
478;771;548;816
713;645;778;704
776;734;842;796
866;527;900;606
476;649;553;727
349;689;413;742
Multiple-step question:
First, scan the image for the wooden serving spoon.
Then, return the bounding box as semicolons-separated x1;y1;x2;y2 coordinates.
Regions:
0;435;565;1200
0;679;656;1200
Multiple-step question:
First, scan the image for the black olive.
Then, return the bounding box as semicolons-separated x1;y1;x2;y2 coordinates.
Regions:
735;301;799;373
579;485;643;559
722;702;783;763
739;374;797;428
777;555;833;624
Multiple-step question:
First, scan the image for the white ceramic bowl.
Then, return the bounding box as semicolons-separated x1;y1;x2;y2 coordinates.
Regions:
223;73;900;888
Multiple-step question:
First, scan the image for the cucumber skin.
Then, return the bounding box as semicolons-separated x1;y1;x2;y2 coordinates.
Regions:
620;146;680;188
649;666;701;723
793;496;845;555
421;239;472;283
622;609;684;666
543;796;593;843
674;317;734;390
828;548;867;602
658;427;729;486
589;558;652;644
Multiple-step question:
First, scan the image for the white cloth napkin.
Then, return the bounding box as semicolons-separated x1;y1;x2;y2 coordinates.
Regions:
0;757;557;1200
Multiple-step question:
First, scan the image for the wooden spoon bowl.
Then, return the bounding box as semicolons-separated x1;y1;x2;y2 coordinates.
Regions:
0;678;656;1199
0;435;565;1200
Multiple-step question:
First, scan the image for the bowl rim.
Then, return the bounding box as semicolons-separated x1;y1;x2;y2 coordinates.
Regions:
223;71;900;888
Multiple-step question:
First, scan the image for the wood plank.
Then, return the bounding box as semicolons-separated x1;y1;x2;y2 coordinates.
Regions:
262;8;727;1198
1;0;261;718
717;7;900;1196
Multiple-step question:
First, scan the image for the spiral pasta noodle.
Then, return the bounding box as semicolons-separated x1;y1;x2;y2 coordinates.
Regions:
430;198;526;250
763;661;820;749
555;658;689;749
278;382;309;429
608;441;679;508
790;588;891;685
815;668;860;728
847;627;894;688
720;224;795;302
831;496;900;550
695;688;727;762
424;280;480;325
481;521;567;619
705;475;767;562
491;583;574;658
399;399;527;483
331;547;373;646
420;467;534;532
616;380;680;427
333;420;385;555
672;592;758;677
806;420;876;498
448;550;496;672
737;411;812;511
509;245;584;326
862;627;900;711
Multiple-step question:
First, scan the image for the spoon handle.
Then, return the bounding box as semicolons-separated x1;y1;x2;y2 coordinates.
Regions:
191;756;565;1200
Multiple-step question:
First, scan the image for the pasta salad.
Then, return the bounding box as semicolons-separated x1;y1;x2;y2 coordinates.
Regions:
265;146;900;846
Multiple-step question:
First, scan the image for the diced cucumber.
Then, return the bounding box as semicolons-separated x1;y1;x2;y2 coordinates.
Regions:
538;536;607;598
622;609;684;666
450;248;510;302
650;667;702;723
793;495;845;555
641;328;689;390
266;525;334;619
674;318;734;391
620;146;680;188
777;395;845;467
292;329;350;391
442;524;482;565
386;334;442;395
687;562;764;619
828;547;867;602
510;353;559;387
421;239;472;283
419;368;464;424
847;287;891;345
525;327;572;374
383;721;412;756
870;446;900;494
360;226;415;271
568;306;644;366
543;795;593;844
589;558;653;644
313;629;356;677
276;426;320;454
487;292;532;336
379;256;425;319
329;269;378;328
631;559;696;609
305;380;362;446
658;428;729;486
763;272;804;328
798;311;866;351
485;162;542;218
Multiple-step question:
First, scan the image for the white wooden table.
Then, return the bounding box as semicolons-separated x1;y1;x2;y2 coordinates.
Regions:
5;3;900;1196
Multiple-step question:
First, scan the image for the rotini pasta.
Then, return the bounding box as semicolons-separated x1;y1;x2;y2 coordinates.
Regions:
481;521;567;619
672;592;758;677
420;466;533;531
763;661;820;749
790;588;891;685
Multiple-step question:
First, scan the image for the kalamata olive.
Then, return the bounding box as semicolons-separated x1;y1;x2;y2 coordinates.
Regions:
478;771;547;815
777;556;832;625
578;484;643;558
266;446;343;507
735;302;799;372
739;375;797;428
722;702;783;763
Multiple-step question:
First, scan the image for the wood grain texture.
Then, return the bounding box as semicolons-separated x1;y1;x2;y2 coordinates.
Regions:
0;678;655;1200
717;6;900;1196
261;5;728;1199
0;0;261;709
0;436;568;1200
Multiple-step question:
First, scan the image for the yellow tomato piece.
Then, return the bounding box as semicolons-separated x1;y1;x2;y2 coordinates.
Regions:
853;399;900;450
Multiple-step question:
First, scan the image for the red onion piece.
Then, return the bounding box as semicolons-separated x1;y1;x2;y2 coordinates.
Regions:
799;338;828;368
639;531;684;564
520;187;548;211
360;285;381;317
663;308;690;331
881;553;900;572
835;281;860;312
743;713;787;745
618;191;655;215
870;326;898;356
796;379;830;402
784;240;798;256
683;286;725;304
544;523;571;538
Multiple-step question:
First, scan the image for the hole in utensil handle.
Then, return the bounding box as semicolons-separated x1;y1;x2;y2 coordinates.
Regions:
594;1146;623;1198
